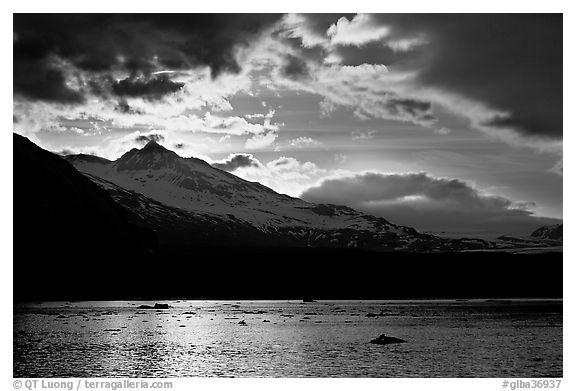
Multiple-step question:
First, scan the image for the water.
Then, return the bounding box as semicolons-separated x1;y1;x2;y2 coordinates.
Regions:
14;300;562;377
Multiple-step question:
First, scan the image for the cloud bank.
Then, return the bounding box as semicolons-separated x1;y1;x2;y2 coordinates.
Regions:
14;14;562;156
300;172;560;235
278;13;562;148
13;14;283;103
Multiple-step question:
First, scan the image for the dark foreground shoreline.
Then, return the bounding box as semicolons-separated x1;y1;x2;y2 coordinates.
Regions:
14;247;562;302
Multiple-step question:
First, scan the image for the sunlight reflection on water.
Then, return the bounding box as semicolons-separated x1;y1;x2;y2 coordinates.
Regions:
14;300;562;377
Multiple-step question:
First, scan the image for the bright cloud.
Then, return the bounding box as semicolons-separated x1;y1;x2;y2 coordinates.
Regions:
245;132;279;150
288;137;323;148
327;14;390;46
232;156;328;196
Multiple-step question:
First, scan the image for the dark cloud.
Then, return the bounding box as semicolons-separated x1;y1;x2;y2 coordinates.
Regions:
135;134;165;144
412;14;562;139
385;98;435;124
269;157;292;167
300;172;560;235
212;153;262;171
348;90;437;125
387;98;429;114
115;100;144;115
173;143;185;149
13;59;84;103
333;41;422;67
13;14;561;141
281;54;310;80
277;35;328;64
280;14;560;139
334;14;562;139
13;14;284;103
112;75;184;100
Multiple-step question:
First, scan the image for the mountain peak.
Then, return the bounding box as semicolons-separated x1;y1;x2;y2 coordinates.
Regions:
141;139;167;152
113;139;180;171
531;224;563;241
137;139;181;159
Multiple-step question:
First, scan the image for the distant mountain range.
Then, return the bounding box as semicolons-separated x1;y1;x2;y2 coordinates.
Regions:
13;133;561;254
531;224;562;241
496;224;563;249
61;138;503;252
13;133;563;301
58;138;561;252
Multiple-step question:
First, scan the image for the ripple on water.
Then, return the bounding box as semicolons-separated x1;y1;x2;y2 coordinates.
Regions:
13;300;562;377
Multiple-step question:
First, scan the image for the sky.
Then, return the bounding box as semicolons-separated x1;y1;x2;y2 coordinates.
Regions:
13;14;563;236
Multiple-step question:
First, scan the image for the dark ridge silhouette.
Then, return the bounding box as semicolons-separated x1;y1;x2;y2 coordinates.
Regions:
62;153;111;165
13;133;157;301
14;245;562;302
13;134;562;302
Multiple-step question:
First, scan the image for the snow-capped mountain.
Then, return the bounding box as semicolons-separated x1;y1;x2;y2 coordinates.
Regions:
67;140;410;233
67;140;313;227
495;223;562;251
65;140;490;251
531;224;563;241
